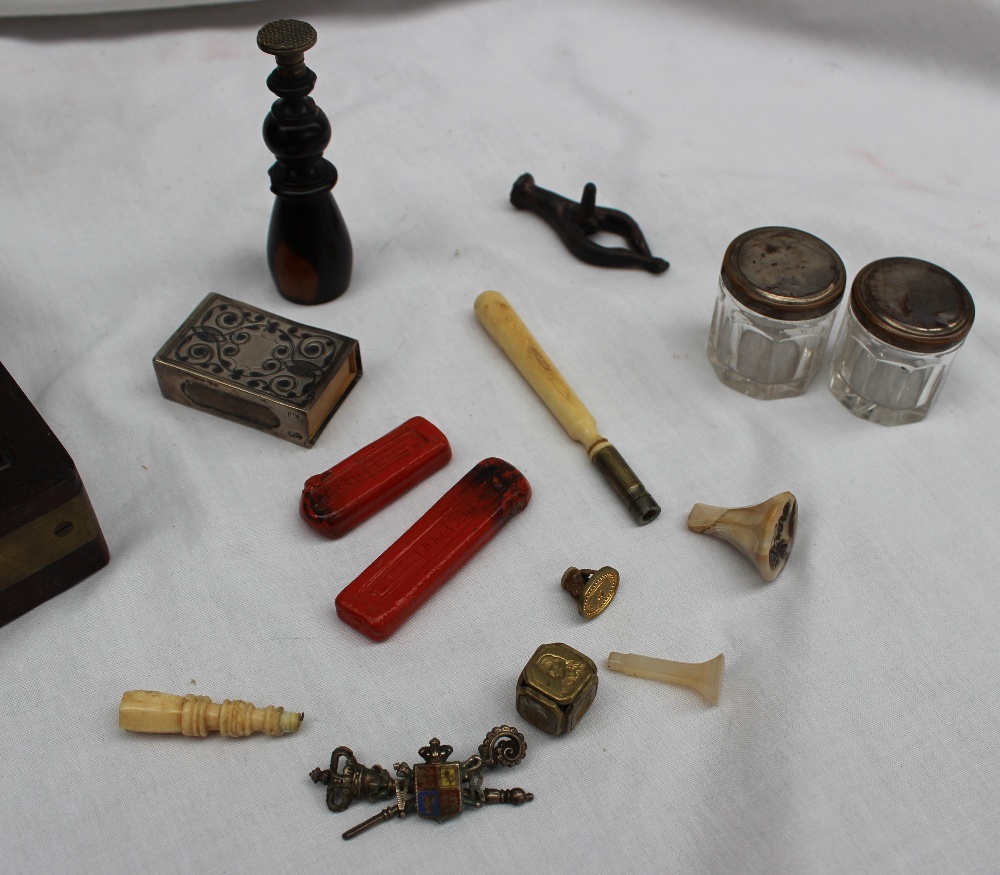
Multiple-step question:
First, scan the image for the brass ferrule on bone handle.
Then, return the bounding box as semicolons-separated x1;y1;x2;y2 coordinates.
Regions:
607;652;725;704
119;690;303;737
474;290;660;526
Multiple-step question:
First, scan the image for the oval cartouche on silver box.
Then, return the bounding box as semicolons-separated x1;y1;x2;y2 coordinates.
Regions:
707;227;846;400
828;257;975;426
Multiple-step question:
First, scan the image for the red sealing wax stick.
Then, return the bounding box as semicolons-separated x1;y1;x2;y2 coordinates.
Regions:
301;417;451;538
335;458;531;640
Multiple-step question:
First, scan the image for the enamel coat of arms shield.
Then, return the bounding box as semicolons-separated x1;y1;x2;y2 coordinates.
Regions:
414;762;463;821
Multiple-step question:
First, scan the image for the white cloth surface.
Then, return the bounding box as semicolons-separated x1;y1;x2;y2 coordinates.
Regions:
0;0;250;14
1;1;999;872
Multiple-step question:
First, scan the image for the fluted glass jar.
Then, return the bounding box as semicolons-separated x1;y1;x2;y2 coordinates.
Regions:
829;257;975;426
707;227;846;400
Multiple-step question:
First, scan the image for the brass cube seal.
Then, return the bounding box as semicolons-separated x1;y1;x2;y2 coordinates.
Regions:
516;643;598;736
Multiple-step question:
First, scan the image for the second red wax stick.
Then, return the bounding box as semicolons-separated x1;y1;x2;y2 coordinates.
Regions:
335;458;531;640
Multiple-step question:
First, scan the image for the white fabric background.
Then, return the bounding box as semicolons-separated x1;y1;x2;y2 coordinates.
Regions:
1;1;999;872
0;0;248;14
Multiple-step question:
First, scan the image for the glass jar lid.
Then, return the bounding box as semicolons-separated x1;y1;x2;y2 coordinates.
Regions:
720;226;846;321
851;257;975;353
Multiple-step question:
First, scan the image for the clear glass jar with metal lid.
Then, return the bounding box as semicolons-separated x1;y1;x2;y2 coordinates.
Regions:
707;226;846;400
829;257;975;425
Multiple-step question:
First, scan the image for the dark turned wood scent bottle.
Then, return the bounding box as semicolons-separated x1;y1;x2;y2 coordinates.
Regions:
258;20;353;305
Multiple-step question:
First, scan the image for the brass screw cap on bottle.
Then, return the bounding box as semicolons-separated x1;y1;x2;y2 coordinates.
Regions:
849;257;975;354
560;566;619;619
721;226;846;321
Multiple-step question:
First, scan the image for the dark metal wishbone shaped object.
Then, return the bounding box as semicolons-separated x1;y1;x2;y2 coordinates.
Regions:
510;173;669;274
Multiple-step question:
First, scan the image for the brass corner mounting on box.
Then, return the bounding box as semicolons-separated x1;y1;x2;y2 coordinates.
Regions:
0;361;110;627
153;294;362;447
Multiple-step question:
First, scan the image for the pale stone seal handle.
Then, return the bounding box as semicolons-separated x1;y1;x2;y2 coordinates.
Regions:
688;491;797;581
607;652;724;704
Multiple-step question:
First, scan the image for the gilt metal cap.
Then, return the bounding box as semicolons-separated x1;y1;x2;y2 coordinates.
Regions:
257;19;317;54
850;257;975;353
257;19;317;74
721;226;846;321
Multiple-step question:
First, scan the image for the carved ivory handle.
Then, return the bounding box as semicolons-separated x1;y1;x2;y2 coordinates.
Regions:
474;290;660;525
474;290;606;456
607;652;725;704
119;690;303;737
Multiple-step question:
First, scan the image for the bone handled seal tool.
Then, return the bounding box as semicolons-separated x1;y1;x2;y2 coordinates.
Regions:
474;290;660;526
